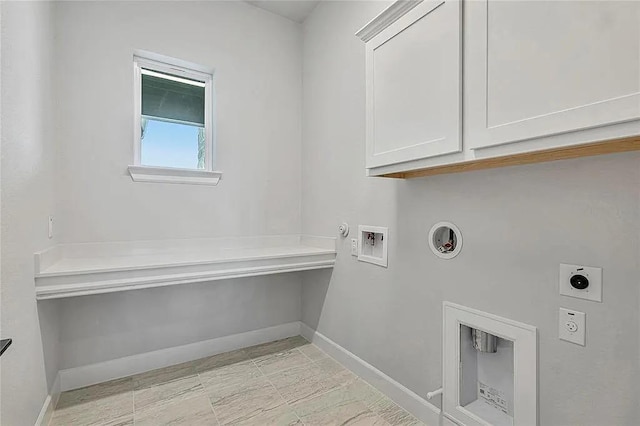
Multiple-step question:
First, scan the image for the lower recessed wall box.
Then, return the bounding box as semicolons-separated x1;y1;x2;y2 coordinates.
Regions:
443;302;537;426
357;225;388;267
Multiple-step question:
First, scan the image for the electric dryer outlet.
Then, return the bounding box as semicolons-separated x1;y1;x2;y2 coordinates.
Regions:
559;263;602;302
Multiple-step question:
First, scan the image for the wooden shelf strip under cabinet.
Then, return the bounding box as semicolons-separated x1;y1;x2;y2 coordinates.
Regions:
382;135;640;179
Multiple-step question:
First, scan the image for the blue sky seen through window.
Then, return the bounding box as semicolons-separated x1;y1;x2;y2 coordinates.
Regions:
141;119;201;169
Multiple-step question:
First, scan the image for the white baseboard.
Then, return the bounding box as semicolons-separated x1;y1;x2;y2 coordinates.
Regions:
35;373;60;426
58;321;301;392
300;323;442;426
443;414;462;426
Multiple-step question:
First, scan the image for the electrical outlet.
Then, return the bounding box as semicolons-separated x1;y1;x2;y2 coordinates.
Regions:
559;308;585;346
350;238;358;256
48;216;54;239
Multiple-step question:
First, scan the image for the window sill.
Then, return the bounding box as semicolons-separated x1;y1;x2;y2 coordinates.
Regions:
128;165;222;186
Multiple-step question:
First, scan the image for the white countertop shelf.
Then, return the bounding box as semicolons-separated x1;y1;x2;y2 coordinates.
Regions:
35;235;336;300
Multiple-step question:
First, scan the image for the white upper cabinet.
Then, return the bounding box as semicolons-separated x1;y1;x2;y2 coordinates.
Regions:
467;0;640;149
357;0;462;169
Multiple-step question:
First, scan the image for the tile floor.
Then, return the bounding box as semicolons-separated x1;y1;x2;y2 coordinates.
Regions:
49;336;424;426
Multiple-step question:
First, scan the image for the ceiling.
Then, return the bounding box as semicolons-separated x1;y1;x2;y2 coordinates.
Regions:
245;0;321;23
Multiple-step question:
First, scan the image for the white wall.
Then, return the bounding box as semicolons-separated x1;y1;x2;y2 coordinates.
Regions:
46;0;306;377
54;0;302;243
301;2;640;425
1;1;60;424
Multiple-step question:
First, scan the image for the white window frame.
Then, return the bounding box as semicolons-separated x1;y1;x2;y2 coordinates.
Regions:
128;51;222;185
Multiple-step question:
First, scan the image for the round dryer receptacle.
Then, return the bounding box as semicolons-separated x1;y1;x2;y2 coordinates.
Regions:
428;221;463;260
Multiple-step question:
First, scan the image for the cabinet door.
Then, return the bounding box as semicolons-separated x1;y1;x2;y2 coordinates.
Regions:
467;0;640;149
365;0;462;169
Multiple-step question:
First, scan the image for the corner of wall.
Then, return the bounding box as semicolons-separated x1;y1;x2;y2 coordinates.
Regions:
34;373;60;426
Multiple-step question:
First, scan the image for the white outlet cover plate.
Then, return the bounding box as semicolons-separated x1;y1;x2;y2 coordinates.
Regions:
559;308;585;346
350;238;358;256
559;263;602;302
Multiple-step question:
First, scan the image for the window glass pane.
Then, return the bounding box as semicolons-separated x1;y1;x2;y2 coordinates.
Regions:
141;70;205;126
141;118;204;169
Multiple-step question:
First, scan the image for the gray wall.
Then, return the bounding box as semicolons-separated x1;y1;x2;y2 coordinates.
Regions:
1;1;60;424
58;274;302;369
301;2;640;425
53;0;302;243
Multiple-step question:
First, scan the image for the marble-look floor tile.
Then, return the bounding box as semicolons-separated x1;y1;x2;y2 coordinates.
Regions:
134;375;203;416
298;344;327;361
293;387;357;418
345;378;385;408
231;405;302;426
293;387;385;426
49;337;425;426
370;397;422;426
195;349;250;373
56;377;133;408
268;363;341;405
199;359;263;392
51;411;133;426
52;377;134;426
253;349;312;375
52;414;134;426
207;377;287;425
135;394;217;426
316;356;347;376
133;360;196;390
313;408;388;426
331;368;359;387
245;336;308;359
51;391;133;426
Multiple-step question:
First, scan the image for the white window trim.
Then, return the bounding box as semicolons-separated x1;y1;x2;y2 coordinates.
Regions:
129;52;222;186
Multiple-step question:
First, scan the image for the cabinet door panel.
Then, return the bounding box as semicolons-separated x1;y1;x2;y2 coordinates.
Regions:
366;0;461;169
467;0;640;149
